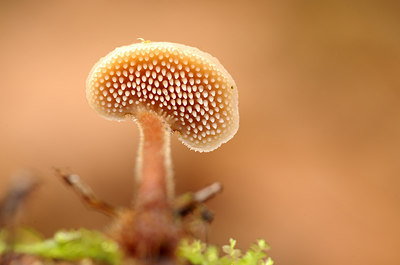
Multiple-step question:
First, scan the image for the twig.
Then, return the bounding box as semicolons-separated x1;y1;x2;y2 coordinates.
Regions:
54;168;118;217
0;171;38;228
194;182;223;203
174;182;223;221
0;171;39;265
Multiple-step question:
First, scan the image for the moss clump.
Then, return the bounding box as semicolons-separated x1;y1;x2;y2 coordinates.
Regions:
1;229;273;265
178;238;273;265
0;228;121;264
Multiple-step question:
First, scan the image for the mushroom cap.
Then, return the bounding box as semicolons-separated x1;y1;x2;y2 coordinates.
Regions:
86;41;238;152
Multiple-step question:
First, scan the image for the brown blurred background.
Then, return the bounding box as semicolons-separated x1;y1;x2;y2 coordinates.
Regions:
1;0;399;264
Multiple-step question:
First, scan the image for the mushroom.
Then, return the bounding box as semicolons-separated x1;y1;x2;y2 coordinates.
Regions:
86;40;238;258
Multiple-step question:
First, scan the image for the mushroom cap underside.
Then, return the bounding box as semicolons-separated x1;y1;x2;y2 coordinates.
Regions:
86;41;238;152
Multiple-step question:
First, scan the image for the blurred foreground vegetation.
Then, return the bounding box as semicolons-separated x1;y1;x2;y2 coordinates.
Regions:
0;228;273;265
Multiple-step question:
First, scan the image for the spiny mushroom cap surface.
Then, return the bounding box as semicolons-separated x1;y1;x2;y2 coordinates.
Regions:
86;42;238;152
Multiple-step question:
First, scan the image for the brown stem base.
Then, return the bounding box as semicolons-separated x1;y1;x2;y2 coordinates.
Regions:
57;168;222;264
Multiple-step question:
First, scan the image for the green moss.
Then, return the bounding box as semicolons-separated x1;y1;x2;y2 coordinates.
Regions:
0;228;122;264
1;229;273;265
178;238;273;265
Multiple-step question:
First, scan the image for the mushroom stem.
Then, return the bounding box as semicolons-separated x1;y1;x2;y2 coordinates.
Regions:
136;111;173;209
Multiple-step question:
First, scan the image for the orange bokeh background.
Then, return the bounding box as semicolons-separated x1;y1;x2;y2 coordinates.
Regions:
1;1;399;264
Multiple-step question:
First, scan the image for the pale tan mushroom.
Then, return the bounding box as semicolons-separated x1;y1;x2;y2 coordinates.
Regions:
86;40;238;208
86;40;238;260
